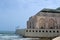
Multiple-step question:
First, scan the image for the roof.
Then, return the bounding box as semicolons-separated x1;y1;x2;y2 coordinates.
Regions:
40;8;60;13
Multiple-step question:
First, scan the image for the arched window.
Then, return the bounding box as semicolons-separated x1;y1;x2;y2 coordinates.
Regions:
48;18;55;29
39;18;46;29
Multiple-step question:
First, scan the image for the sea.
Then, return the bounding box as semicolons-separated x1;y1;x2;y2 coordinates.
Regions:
0;31;39;40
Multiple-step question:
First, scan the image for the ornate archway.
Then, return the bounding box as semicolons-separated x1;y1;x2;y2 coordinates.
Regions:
48;18;56;29
39;18;46;29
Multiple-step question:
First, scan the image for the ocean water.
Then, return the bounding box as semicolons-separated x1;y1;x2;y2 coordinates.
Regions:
0;31;39;40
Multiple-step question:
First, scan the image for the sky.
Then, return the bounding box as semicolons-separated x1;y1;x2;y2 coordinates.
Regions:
0;0;60;31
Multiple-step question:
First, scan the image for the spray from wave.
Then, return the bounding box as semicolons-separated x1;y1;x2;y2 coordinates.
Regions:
0;31;39;40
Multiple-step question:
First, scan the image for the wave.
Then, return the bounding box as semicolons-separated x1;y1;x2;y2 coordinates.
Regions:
0;34;39;40
0;34;21;40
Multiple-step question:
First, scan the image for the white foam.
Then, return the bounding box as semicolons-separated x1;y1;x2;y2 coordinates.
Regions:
53;36;60;40
0;34;39;40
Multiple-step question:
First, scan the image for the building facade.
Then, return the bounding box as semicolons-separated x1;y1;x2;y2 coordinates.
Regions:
27;8;60;29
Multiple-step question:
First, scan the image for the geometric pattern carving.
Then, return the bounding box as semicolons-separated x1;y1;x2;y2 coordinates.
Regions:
39;18;46;29
48;18;55;29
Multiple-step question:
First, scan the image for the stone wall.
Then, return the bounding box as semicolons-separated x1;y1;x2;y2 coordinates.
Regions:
27;12;60;29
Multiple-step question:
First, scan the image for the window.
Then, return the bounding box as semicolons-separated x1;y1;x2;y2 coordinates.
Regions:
29;30;31;32
57;31;59;33
42;30;44;32
53;31;55;33
39;18;46;29
46;30;48;32
49;31;51;33
48;18;55;29
26;30;28;32
32;30;34;32
36;30;38;32
39;30;41;32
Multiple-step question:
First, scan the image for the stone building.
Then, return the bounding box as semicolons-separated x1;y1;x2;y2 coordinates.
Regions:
27;8;60;29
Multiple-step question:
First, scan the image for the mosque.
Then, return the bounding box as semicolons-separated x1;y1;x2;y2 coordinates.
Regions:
27;7;60;29
16;7;60;40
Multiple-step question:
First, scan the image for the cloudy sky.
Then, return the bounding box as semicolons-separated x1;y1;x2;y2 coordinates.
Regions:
0;0;60;31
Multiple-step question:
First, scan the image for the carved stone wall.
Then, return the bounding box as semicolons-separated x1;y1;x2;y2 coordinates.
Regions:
27;12;60;29
39;18;46;29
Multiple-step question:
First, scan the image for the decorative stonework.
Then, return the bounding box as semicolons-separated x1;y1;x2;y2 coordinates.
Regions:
39;18;46;29
27;8;60;29
48;18;56;29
